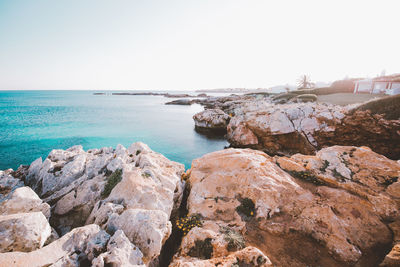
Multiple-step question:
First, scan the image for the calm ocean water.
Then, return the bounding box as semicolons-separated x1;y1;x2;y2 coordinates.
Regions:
0;90;228;170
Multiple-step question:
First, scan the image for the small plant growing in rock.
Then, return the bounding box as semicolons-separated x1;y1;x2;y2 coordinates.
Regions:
236;198;255;218
188;237;213;259
289;170;325;185
101;169;122;198
176;214;202;236
221;226;245;252
319;160;329;172
141;172;151;178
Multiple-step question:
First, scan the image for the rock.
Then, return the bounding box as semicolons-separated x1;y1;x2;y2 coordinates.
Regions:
226;102;400;159
0;186;50;219
165;99;194;105
173;148;399;266
0;224;112;267
86;142;184;263
92;230;145;267
171;246;272;266
0;212;51;252
106;209;171;263
23;142;184;236
193;109;231;134
0;170;24;202
380;244;400;267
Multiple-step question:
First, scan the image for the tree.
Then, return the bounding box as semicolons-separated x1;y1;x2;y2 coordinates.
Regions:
297;75;314;89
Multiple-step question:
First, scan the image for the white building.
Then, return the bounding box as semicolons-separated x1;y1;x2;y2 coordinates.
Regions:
354;78;400;95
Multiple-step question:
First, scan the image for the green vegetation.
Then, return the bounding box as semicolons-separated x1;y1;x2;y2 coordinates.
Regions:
353;94;400;120
101;169;123;198
288;170;325;185
221;227;245;252
141;172;151;178
176;214;202;236
188;237;213;259
235;198;255;218
319;160;329;172
296;94;317;102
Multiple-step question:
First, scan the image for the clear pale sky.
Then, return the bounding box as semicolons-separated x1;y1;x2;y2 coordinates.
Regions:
0;0;398;90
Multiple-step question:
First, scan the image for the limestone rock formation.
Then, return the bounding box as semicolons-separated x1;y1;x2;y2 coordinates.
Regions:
0;224;116;266
87;142;185;264
0;169;24;202
193;109;231;134
23;142;184;242
0;142;184;265
92;230;145;267
0;187;50;219
226;102;400;159
172;148;400;267
0;212;51;253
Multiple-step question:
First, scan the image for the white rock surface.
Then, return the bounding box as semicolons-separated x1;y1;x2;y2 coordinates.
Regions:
0;212;51;252
193;109;230;131
0;187;50;219
92;230;145;267
0;224;109;267
107;209;172;263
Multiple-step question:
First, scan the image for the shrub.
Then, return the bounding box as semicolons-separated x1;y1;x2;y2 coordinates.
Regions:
221;227;245;252
288;170;324;185
235;198;255;218
176;214;202;236
101;169;123;198
319;160;329;172
296;94;317;102
188;238;213;259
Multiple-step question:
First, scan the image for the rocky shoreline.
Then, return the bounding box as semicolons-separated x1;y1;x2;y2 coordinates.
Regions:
0;94;399;266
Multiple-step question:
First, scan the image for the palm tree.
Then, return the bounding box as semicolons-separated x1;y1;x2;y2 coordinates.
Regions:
297;75;314;89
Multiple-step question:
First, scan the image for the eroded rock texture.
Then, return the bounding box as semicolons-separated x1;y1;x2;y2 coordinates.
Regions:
226;102;400;159
171;147;400;267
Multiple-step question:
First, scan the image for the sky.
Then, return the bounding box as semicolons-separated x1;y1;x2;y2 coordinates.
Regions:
0;0;398;90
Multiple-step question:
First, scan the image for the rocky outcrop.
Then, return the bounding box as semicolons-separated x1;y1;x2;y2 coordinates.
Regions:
193;109;231;134
23;142;184;243
171;147;400;267
165;99;194;105
0;224;128;266
226;102;400;159
0;142;184;265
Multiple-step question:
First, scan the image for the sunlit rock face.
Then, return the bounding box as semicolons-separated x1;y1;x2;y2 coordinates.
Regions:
193;109;231;134
0;142;184;265
171;147;400;267
226;102;400;159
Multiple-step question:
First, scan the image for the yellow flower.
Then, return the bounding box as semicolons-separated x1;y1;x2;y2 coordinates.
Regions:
250;211;254;216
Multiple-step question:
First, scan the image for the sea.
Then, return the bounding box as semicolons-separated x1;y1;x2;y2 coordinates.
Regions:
0;90;230;170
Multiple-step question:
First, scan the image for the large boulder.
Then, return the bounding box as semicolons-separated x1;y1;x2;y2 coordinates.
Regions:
0;212;51;252
193;109;231;134
171;148;400;267
0;187;50;219
226;102;400;159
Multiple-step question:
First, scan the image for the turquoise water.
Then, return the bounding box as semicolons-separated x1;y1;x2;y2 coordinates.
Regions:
0;90;228;170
